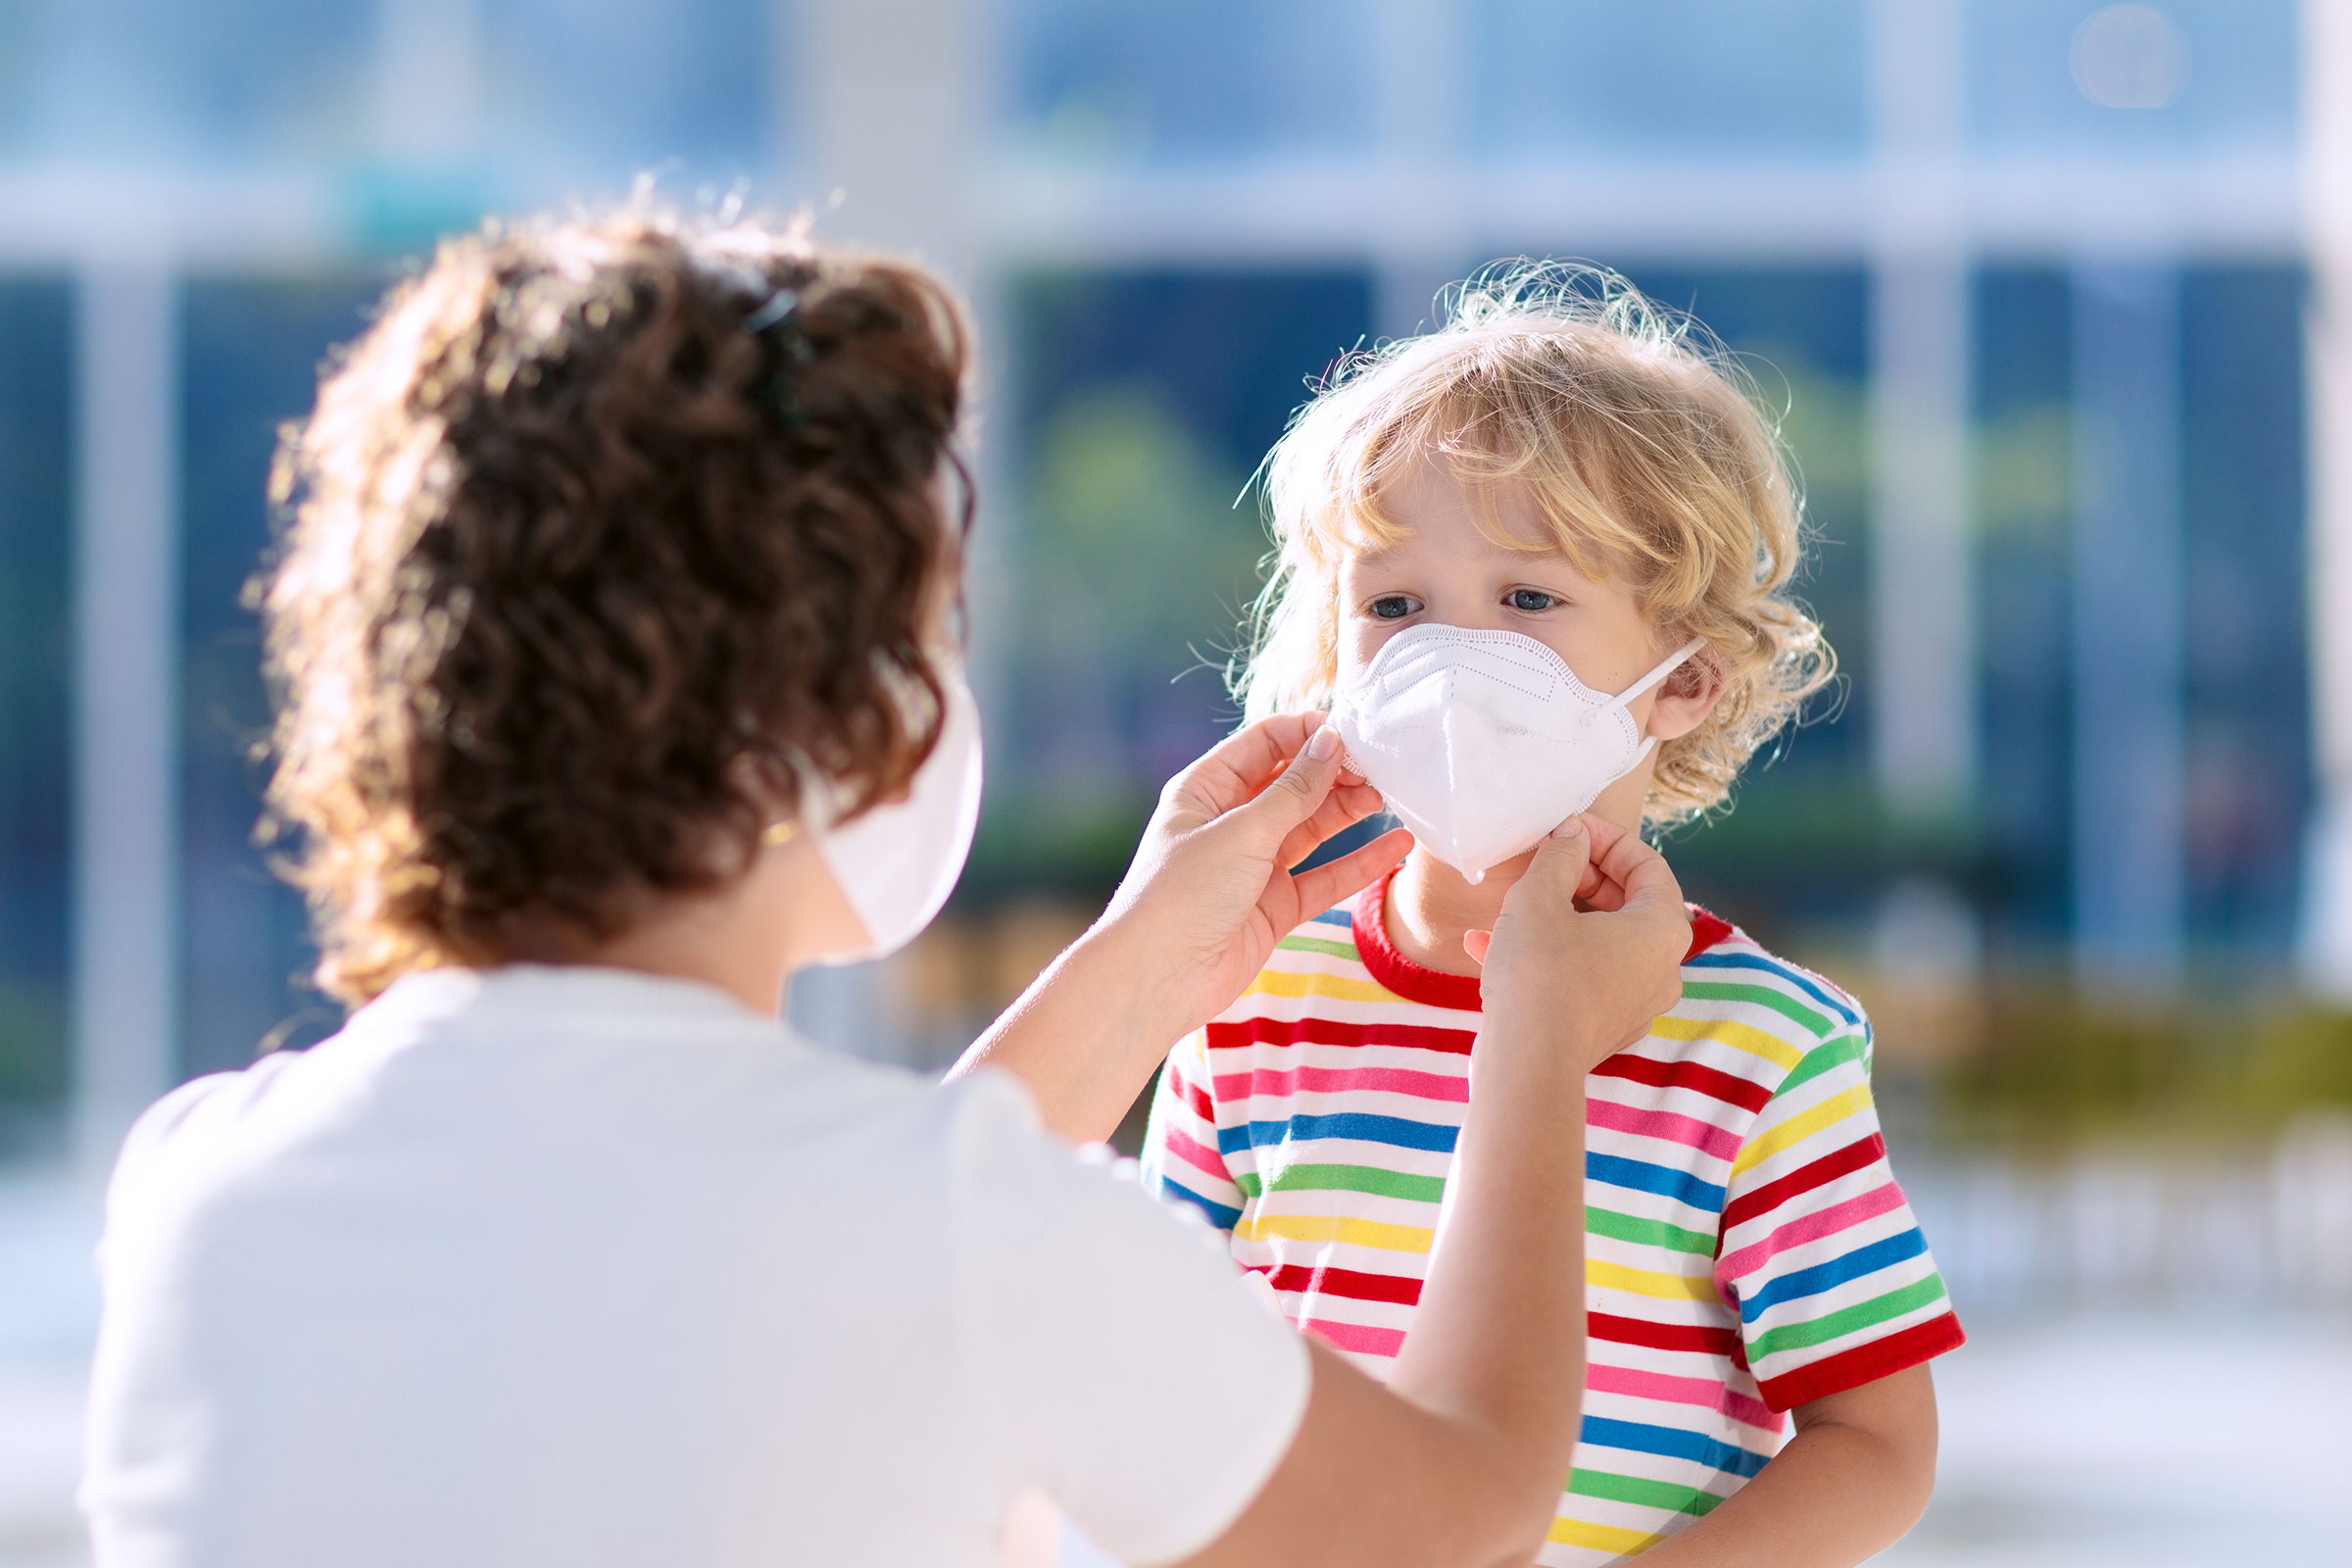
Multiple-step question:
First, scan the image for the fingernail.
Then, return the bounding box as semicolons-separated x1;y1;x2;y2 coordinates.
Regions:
1552;815;1586;838
1307;724;1341;761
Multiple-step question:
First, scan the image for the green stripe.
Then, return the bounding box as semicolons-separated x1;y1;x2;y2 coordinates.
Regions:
1775;1032;1869;1096
1275;933;1359;961
1678;980;1833;1036
1238;1163;1446;1203
1587;1204;1716;1256
1567;1467;1728;1518
1747;1274;1948;1361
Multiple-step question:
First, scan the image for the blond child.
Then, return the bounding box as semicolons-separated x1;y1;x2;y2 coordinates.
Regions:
1141;268;1963;1568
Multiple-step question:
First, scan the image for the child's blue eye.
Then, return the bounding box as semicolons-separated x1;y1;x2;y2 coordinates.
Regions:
1370;595;1418;619
1507;588;1559;612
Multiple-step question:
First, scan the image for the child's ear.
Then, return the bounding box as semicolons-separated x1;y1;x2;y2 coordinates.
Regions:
1644;647;1726;743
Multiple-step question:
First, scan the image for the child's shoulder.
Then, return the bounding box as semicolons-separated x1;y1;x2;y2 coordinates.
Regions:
1670;907;1873;1089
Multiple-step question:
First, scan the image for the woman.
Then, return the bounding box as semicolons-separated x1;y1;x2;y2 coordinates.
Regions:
80;210;1692;1568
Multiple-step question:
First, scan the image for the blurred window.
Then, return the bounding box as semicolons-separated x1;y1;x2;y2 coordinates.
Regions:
0;280;72;1135
178;278;376;1079
0;0;373;162
1974;267;2076;940
2180;265;2306;950
476;0;779;181
0;0;779;178
1467;0;1870;160
1966;0;2297;154
978;269;1371;898
1004;0;1375;167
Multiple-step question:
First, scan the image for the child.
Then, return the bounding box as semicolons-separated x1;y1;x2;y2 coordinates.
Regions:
1141;268;1962;1567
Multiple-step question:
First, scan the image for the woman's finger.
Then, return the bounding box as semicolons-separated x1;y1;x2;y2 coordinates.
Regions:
1285;825;1414;920
1592;824;1687;921
1164;712;1322;824
1213;717;1360;858
1567;814;1645;910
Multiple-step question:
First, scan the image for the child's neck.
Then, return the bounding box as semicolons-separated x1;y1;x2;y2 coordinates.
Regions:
1382;775;1649;979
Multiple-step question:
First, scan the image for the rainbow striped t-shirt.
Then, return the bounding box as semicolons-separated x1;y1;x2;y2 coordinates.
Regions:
1139;875;1964;1566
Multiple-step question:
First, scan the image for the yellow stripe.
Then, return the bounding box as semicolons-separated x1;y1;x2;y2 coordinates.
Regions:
1589;1258;1720;1302
1241;968;1400;1004
1730;1085;1874;1180
1647;1012;1803;1070
1235;1211;1433;1253
1548;1516;1666;1555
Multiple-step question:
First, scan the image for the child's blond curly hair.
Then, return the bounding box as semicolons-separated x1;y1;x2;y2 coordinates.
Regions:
1237;263;1834;827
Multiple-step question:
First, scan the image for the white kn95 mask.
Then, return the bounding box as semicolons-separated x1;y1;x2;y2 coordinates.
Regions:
1330;625;1706;883
806;661;984;964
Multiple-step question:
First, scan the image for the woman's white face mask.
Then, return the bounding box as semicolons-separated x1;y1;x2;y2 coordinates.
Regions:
803;662;984;962
1331;625;1702;882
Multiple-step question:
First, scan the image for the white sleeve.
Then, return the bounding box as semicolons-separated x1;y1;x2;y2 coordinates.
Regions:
947;1072;1311;1568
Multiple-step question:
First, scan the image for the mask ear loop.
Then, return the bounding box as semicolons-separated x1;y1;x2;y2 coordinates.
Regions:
1606;636;1710;766
1607;637;1710;711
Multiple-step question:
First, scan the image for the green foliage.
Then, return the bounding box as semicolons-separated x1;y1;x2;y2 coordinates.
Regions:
969;386;1267;894
962;784;1152;903
1974;404;2073;544
1935;984;2352;1150
1023;384;1266;677
0;978;66;1103
1757;353;1867;533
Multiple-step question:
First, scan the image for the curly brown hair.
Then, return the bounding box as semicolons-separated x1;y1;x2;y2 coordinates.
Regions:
260;209;970;1004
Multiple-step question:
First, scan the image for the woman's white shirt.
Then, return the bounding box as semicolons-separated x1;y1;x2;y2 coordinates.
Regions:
81;965;1309;1568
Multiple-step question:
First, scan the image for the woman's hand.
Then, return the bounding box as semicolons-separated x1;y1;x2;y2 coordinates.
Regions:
950;713;1408;1143
1470;814;1691;1067
1101;712;1413;1039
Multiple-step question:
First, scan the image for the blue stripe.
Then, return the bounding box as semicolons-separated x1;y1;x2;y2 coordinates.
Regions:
1218;1112;1459;1157
1309;906;1353;929
1149;1172;1243;1233
1588;1151;1726;1214
1739;1228;1928;1322
1683;952;1860;1027
1580;1416;1773;1480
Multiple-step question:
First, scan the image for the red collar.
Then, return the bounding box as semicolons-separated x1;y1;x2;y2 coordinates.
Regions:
1348;869;1733;1011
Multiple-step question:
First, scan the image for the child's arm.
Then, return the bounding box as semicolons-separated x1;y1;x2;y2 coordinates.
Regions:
1621;1364;1938;1567
1137;1029;1247;1232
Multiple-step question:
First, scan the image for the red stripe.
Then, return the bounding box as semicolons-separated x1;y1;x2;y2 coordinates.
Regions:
1169;1066;1215;1121
1754;1310;1966;1412
1587;1310;1741;1357
1591;1051;1772;1113
1205;1015;1477;1056
1256;1262;1424;1306
1718;1133;1888;1239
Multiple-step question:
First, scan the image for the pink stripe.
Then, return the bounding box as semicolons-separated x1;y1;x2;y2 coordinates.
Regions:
1299;1317;1406;1357
1587;1097;1742;1162
1160;1125;1230;1184
1587;1361;1783;1434
1213;1063;1468;1103
1716;1182;1908;1286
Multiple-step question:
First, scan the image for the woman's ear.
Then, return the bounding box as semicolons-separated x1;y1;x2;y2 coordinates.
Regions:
1643;645;1726;743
